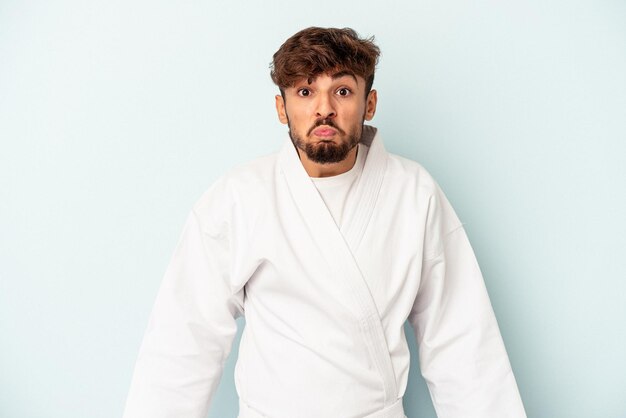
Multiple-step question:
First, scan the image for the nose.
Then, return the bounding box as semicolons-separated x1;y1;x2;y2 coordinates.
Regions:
315;93;336;119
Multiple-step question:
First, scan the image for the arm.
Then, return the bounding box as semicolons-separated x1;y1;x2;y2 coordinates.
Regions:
408;184;526;418
123;202;244;418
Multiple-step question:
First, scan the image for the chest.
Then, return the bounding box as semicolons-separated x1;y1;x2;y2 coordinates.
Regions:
239;177;428;325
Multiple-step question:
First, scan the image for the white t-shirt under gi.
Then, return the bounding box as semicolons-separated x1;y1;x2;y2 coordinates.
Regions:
310;143;368;229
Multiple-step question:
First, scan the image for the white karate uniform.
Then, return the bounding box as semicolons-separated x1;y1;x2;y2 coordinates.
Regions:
123;126;527;418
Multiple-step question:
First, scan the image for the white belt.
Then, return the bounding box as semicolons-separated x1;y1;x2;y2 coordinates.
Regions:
238;397;406;418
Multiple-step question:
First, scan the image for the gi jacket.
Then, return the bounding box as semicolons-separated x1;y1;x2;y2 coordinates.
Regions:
123;126;527;418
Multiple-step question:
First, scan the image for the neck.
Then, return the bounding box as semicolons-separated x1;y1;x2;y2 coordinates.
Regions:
297;145;359;178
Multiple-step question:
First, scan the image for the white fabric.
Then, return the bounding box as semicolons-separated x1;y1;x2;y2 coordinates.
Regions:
239;397;406;418
123;126;527;418
310;142;368;228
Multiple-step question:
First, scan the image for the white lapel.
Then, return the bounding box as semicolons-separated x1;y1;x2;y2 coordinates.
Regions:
339;126;387;252
277;125;397;406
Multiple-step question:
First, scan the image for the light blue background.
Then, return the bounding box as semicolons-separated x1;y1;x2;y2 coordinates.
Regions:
1;0;625;417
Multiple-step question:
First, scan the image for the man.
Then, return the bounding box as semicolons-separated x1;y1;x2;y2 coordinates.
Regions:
123;27;527;418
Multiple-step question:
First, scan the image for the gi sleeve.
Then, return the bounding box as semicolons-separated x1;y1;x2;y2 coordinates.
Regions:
123;198;244;418
408;183;527;418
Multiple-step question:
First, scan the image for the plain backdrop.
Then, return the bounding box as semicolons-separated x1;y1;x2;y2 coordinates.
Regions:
1;0;625;417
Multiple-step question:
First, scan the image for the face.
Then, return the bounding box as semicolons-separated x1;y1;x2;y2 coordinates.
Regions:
275;71;377;165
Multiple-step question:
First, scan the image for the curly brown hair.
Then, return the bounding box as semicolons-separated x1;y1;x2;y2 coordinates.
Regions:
270;27;380;97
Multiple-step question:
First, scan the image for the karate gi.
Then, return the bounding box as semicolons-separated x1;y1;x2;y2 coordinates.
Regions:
123;126;527;418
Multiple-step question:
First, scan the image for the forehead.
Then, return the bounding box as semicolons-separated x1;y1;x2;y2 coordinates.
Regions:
295;70;362;86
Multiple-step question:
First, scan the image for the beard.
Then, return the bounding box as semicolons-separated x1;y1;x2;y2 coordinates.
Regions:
288;118;363;164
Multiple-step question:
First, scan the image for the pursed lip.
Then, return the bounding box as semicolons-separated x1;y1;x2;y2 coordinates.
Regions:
312;126;338;137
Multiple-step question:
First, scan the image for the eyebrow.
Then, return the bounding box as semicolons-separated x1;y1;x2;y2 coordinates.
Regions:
305;70;358;85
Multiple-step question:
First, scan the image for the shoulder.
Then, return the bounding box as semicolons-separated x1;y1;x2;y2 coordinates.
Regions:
383;150;463;239
197;152;279;202
191;151;279;233
384;151;440;195
223;152;281;188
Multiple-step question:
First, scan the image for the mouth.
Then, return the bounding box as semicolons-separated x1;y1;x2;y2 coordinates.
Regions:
311;126;338;137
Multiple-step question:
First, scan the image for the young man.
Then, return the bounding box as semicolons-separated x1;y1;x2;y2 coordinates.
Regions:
123;27;527;418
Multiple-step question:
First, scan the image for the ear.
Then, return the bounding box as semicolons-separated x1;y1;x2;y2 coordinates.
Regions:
275;95;288;124
364;89;378;121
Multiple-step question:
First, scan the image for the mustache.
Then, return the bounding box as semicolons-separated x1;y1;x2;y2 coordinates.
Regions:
307;119;345;136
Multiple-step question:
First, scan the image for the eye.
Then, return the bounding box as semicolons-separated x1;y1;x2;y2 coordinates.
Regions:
336;87;352;97
297;88;311;97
